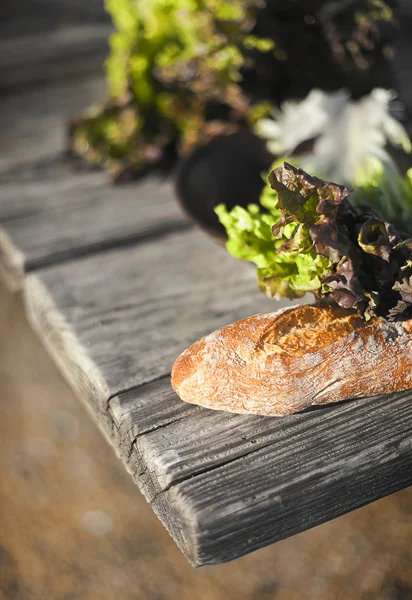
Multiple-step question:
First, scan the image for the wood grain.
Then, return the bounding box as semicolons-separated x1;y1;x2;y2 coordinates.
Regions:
0;0;109;41
0;73;189;290
0;75;107;174
23;229;283;561
23;229;412;565
24;228;279;401
109;382;412;565
0;25;112;91
0;168;187;287
0;0;110;90
179;394;412;565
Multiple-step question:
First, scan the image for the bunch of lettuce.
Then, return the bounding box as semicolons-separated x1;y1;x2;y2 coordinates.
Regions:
216;162;412;320
68;0;273;180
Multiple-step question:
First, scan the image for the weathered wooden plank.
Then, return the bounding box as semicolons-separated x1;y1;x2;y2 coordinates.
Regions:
108;380;412;565
0;0;109;41
0;75;106;174
0;25;112;91
0;73;189;290
24;228;278;401
109;376;197;443
0;168;186;287
168;390;412;565
0;72;188;289
24;225;412;565
23;228;283;560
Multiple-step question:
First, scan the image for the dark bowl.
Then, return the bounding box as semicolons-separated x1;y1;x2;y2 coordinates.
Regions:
174;129;274;242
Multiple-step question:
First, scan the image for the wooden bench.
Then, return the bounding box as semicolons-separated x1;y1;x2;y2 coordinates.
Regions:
2;2;412;567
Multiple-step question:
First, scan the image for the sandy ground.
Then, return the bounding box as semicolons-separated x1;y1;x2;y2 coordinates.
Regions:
1;283;412;600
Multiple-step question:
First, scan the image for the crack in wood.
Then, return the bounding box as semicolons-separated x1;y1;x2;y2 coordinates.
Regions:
107;372;171;403
26;222;192;272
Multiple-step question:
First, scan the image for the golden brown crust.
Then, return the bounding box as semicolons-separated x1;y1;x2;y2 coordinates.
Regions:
171;304;412;416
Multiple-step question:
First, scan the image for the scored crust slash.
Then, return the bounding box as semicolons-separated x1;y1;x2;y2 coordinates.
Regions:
171;163;412;416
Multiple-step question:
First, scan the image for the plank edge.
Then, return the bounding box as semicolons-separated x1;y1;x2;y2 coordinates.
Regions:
24;273;196;563
0;227;25;291
24;273;110;421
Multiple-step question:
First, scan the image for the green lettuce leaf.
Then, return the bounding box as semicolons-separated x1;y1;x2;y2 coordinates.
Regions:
217;162;412;320
215;166;335;300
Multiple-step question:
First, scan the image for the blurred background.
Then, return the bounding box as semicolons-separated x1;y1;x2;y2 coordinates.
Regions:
3;1;412;599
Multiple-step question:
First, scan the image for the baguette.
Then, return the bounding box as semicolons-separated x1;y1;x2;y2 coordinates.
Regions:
171;304;412;416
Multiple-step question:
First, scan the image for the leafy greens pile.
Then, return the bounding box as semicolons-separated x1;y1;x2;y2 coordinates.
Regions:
216;163;412;321
69;0;273;179
69;0;397;180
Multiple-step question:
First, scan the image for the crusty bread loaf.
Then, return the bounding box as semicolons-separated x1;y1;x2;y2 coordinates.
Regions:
171;304;412;416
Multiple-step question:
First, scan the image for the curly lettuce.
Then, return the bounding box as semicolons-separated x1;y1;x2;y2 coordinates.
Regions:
68;0;273;180
217;162;412;320
215;174;333;299
255;86;412;235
